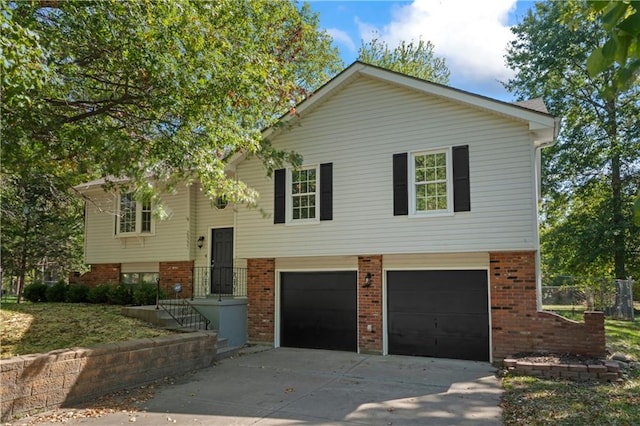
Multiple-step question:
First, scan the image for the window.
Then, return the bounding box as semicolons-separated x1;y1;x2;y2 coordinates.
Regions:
274;163;333;224
413;150;450;213
393;145;470;216
291;167;317;220
121;272;158;285
117;193;153;235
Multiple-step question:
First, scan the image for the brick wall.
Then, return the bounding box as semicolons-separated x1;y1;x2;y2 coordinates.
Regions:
247;258;275;344
358;255;383;354
76;263;121;287
0;332;217;423
159;261;194;298
490;251;605;360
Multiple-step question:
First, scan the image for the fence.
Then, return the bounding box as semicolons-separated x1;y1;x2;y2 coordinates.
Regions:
542;276;635;320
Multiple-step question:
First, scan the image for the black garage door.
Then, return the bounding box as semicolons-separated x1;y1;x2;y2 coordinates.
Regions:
280;271;357;351
387;270;489;361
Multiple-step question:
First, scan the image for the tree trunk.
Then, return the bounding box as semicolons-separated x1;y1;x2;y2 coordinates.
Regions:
607;99;626;279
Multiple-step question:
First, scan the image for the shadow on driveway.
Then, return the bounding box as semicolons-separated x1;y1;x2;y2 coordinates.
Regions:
43;347;503;425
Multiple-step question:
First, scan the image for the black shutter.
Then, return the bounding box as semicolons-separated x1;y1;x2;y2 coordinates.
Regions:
320;163;333;221
452;145;470;212
274;169;286;224
393;153;408;216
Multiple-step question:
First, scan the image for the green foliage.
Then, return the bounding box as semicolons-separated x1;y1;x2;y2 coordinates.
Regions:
107;284;134;306
132;282;164;306
87;284;111;304
44;282;67;303
2;0;342;207
357;37;450;84
1;172;85;300
22;282;47;303
65;284;90;303
582;1;640;96
505;1;640;280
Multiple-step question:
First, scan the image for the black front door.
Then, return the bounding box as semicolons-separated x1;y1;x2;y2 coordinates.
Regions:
210;228;234;295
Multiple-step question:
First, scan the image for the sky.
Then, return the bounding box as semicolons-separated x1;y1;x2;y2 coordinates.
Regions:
307;0;537;102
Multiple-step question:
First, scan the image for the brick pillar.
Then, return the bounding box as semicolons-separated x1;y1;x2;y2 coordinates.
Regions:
247;258;275;344
77;264;121;287
490;251;537;359
358;255;383;354
159;261;194;298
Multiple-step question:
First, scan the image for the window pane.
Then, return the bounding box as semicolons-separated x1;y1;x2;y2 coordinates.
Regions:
141;200;152;233
119;193;136;233
141;273;158;284
290;167;317;220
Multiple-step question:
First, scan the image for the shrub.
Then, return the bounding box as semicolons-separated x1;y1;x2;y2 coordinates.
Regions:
108;284;133;305
45;282;68;302
87;284;111;304
23;282;48;302
133;282;165;305
66;284;90;303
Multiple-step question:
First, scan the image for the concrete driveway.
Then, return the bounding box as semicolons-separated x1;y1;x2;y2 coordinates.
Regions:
42;347;503;425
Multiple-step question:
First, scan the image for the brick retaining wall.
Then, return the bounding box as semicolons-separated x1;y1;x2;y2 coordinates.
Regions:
0;332;217;422
503;358;622;382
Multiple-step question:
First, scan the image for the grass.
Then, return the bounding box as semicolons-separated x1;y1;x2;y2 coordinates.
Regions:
1;300;175;359
501;307;640;425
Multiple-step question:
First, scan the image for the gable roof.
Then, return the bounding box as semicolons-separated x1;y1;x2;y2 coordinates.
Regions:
261;61;559;148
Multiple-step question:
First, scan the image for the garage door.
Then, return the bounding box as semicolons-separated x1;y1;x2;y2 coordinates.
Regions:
387;270;489;361
280;271;357;351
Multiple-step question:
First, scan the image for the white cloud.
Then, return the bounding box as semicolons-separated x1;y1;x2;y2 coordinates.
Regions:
326;27;356;53
356;0;517;85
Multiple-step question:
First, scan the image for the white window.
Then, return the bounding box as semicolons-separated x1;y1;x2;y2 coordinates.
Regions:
117;193;153;235
411;149;452;215
288;166;318;222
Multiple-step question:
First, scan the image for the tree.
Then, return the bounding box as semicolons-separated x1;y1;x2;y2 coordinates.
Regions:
357;37;450;84
2;0;342;205
1;0;342;297
505;1;640;280
0;171;85;302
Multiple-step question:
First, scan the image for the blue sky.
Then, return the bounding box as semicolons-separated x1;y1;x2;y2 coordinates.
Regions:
307;0;538;101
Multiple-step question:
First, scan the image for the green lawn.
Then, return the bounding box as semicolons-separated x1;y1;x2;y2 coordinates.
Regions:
501;309;640;425
1;301;174;359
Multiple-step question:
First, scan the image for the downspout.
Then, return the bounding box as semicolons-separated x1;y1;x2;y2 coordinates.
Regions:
532;117;561;310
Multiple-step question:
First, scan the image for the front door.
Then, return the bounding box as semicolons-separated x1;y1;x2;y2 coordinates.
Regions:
210;228;234;295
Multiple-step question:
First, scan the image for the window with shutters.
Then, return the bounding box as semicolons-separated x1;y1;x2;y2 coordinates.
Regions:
393;146;469;217
274;163;333;224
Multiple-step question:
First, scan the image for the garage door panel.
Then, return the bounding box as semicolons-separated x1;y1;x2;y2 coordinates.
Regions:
387;270;489;361
281;271;357;352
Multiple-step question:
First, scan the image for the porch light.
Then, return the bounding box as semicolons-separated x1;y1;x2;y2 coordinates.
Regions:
363;272;372;288
197;235;205;249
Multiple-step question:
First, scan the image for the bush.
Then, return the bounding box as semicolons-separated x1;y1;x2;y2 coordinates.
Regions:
23;282;48;302
108;284;133;305
45;282;68;302
87;284;111;304
66;284;90;303
133;282;165;305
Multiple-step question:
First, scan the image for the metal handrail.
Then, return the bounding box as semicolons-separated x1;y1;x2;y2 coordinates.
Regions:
158;298;211;330
192;266;247;299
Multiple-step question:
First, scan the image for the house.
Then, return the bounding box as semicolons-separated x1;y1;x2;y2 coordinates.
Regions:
74;62;605;362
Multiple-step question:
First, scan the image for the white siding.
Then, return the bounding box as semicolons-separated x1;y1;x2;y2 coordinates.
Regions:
84;184;193;263
192;182;235;268
83;182;235;266
236;76;538;259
